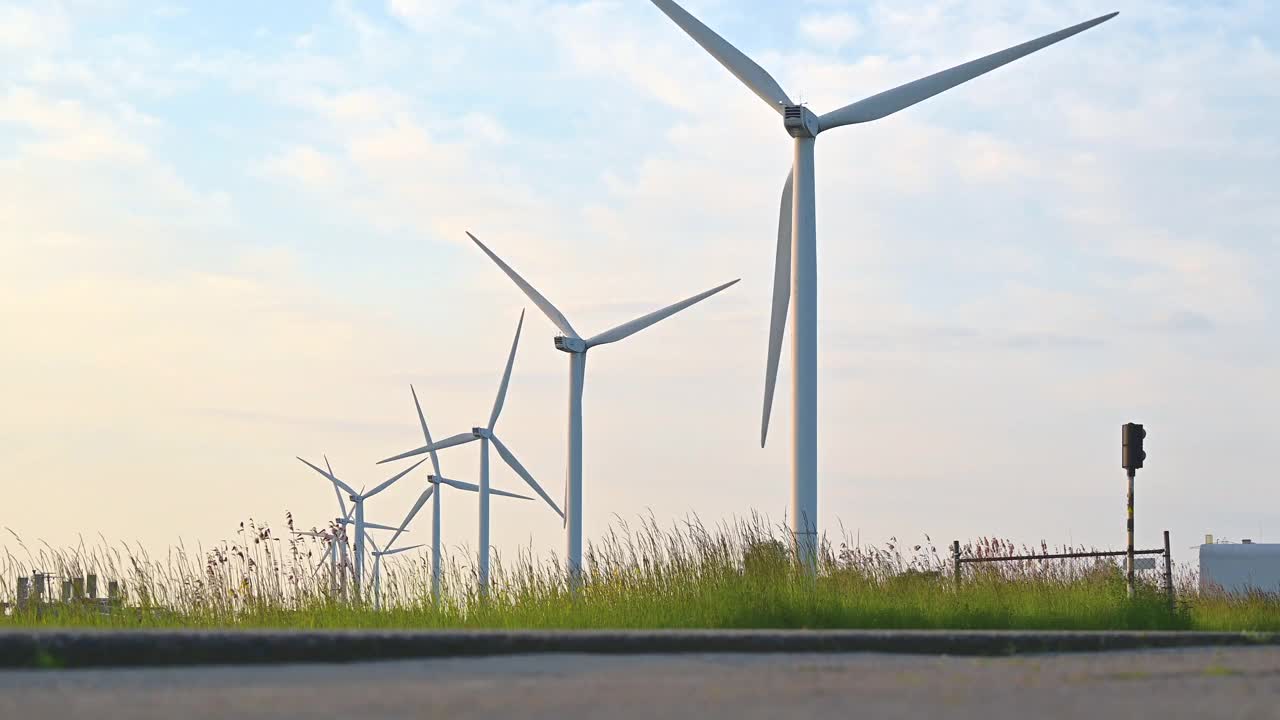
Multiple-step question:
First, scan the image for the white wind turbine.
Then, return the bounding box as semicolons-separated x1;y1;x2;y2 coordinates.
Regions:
297;455;428;597
467;231;738;586
295;459;356;596
365;530;424;611
647;0;1118;569
380;386;535;602
379;310;564;593
294;525;350;597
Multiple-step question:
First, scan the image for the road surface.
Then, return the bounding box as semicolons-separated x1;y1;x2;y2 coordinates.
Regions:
1;647;1277;719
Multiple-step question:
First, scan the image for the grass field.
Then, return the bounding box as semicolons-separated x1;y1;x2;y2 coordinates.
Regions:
3;516;1277;632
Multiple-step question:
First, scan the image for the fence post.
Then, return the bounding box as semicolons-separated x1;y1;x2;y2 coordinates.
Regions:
952;540;961;589
86;574;98;600
17;577;29;609
1163;530;1174;611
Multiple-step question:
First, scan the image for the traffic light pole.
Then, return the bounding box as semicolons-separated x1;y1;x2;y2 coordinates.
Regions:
1121;422;1146;601
1126;468;1136;599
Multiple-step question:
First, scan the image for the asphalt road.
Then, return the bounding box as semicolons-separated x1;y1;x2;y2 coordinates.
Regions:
1;647;1277;719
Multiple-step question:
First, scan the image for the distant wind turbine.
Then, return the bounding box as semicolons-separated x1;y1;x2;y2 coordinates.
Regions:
379;310;561;593
297;455;428;597
467;231;738;586
647;0;1117;570
381;387;533;602
366;530;424;611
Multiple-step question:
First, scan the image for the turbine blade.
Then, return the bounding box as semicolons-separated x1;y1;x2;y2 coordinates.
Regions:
325;455;349;519
490;486;534;502
762;170;793;447
384;543;425;557
490;434;563;519
436;476;482;493
388;485;433;549
819;13;1119;131
468;232;579;339
365;457;428;500
489;309;525;431
586;279;740;348
361;522;404;533
364;530;381;555
377;433;478;465
648;0;793;113
410;385;443;476
297;456;358;498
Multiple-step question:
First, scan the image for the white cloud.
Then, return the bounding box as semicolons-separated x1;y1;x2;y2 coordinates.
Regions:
388;0;461;31
799;12;862;50
260;145;337;187
0;5;69;53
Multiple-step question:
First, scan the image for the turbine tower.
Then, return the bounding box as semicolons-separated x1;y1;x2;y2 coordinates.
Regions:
647;0;1117;570
297;455;427;597
379;310;563;594
467;231;738;586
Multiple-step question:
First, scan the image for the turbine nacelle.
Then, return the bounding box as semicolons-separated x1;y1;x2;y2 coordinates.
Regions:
555;336;587;354
784;106;820;139
472;427;493;440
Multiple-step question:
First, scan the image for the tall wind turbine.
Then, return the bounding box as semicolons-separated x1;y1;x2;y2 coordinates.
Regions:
647;0;1117;569
297;455;428;596
379;310;564;593
467;231;738;585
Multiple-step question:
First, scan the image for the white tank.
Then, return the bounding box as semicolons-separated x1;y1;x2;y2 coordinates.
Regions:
1199;542;1280;595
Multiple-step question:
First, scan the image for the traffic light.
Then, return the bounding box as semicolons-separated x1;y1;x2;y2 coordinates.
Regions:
1122;423;1147;471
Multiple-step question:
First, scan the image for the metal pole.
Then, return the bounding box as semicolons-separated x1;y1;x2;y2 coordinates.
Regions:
479;437;491;595
791;136;819;576
1127;468;1136;599
952;541;961;589
565;352;586;592
1163;530;1174;611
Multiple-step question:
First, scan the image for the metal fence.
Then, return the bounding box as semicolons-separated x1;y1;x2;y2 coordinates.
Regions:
950;531;1174;608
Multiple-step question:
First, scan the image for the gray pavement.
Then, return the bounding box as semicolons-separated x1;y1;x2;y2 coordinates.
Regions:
2;647;1279;719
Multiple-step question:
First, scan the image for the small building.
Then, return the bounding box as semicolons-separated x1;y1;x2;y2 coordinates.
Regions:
1200;541;1280;595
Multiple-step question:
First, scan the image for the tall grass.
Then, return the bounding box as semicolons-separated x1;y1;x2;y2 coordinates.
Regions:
2;515;1276;631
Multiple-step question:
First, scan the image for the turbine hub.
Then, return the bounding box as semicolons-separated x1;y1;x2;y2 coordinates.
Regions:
473;427;492;439
784;106;820;138
554;336;587;354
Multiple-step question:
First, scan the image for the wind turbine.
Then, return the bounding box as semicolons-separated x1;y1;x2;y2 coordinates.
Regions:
297;455;428;597
379;310;563;593
467;231;738;586
647;0;1118;570
294;525;350;598
364;529;424;611
380;386;535;602
296;459;356;597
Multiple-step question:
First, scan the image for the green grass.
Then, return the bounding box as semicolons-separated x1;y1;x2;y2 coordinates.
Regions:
3;517;1277;632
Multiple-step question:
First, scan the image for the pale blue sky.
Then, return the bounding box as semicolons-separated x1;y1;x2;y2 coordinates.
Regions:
2;1;1278;563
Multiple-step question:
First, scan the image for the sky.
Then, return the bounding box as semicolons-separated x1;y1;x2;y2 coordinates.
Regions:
1;0;1278;569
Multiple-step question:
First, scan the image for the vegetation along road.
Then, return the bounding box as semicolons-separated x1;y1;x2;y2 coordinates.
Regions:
2;647;1278;719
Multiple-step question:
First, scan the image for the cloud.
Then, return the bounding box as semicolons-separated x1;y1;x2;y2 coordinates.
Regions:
388;0;461;31
259;145;337;186
798;13;862;50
